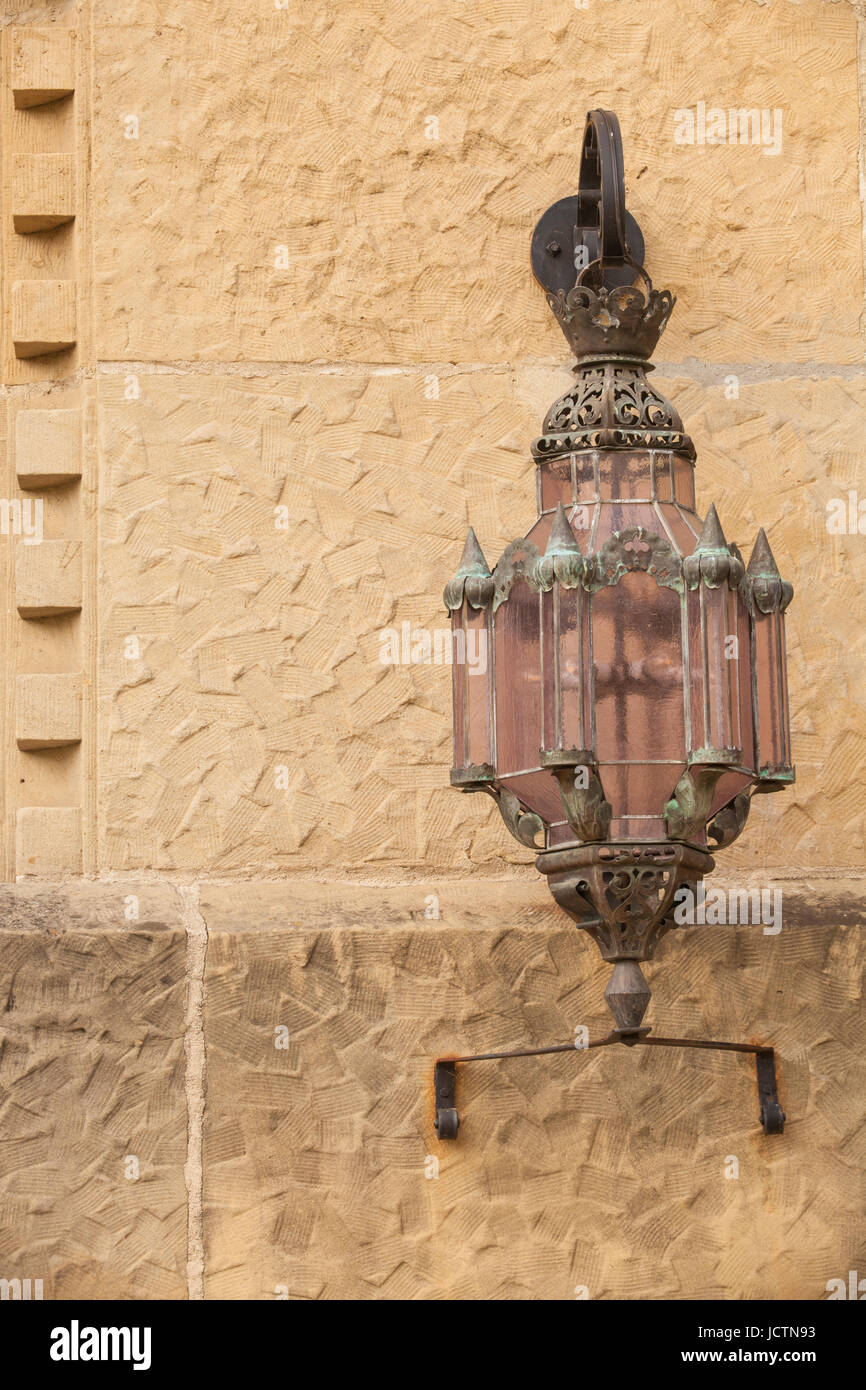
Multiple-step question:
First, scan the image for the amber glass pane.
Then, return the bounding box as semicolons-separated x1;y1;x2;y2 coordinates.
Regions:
540;588;557;750
613;815;668;840
702;583;735;752
598;451;654;500
654;452;674;503
593;574;685;763
525;513;554;555
591;501;660;556
575;453;598;504
736;598;756;773
708;769;752;821
754;609;787;770
451;609;468;768
658;503;699;554
725;588;743;752
778;613;792;765
494;580;542;777
685;589;706;752
560;587;590;752
539;457;573;513
465;605;493;768
500;771;562;828
592;573;686;821
673;458;696;510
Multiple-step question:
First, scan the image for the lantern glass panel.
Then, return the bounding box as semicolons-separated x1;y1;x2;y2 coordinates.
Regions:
451;609;468;769
575;454;598;504
703;583;736;752
599;452;654;500
673;457;696;510
559;587;591;753
539;457;573;512
593;573;685;764
736;598;756;772
464;604;493;769
494;581;542;776
654;453;674;503
754;609;788;770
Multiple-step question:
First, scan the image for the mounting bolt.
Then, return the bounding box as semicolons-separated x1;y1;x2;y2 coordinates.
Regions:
545;239;562;257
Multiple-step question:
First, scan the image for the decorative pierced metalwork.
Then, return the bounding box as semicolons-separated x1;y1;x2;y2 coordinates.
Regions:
534;360;694;462
539;841;713;962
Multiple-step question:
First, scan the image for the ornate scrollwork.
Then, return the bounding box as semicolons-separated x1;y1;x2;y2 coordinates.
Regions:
491;538;542;610
483;784;545;849
546;282;676;361
538;841;714;961
664;763;729;843
545;760;612;842
533;360;695;462
588;526;682;593
707;790;752;849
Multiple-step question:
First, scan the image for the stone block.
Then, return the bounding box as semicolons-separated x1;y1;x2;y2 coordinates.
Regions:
16;540;82;618
16;673;82;749
12;154;76;233
11;27;75;108
15;408;82;488
16;807;82;875
12;280;77;358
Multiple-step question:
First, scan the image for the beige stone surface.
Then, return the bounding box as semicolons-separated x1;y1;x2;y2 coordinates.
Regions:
92;0;861;364
15;806;82;875
201;888;866;1299
98;370;866;873
0;888;187;1299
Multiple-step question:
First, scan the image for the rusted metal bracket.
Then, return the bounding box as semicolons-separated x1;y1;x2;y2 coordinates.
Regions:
433;1031;784;1140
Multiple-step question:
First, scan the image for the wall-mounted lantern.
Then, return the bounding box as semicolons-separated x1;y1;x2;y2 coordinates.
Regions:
435;111;792;1140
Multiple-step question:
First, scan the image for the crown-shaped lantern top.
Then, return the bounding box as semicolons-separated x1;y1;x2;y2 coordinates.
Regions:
546;276;676;362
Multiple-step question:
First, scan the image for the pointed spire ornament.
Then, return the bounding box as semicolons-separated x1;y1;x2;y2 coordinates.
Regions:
682;503;744;588
534;503;586;590
443;527;495;610
745;528;794;612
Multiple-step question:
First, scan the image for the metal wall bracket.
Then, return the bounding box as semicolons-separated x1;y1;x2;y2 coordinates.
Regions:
531;109;645;298
433;1031;784;1140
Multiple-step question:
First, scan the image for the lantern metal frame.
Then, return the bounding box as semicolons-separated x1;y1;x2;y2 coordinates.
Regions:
433;111;793;1140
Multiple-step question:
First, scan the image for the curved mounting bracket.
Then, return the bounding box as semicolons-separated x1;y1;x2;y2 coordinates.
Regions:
531;109;645;298
434;1035;785;1141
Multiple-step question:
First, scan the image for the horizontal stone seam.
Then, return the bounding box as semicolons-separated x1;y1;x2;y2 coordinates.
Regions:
1;861;861;884
3;360;866;397
48;867;866;885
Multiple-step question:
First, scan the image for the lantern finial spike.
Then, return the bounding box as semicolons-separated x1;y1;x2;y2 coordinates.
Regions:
683;503;743;588
457;526;491;577
745;527;792;612
444;527;495;610
746;526;780;577
694;502;728;552
546;502;583;555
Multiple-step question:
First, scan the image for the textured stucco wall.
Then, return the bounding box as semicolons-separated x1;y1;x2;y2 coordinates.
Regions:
1;0;865;1300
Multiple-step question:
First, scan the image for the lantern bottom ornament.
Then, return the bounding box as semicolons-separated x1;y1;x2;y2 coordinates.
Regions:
434;111;792;1139
537;841;714;1030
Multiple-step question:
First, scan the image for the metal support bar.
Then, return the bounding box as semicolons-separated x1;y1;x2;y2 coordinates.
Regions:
433;1030;784;1140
